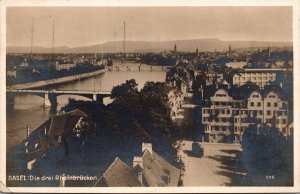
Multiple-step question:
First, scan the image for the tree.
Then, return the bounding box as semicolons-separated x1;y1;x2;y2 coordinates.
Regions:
111;79;138;99
241;124;293;186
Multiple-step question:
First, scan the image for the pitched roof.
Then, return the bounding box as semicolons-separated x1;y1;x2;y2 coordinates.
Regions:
47;109;87;145
142;150;180;187
94;157;142;187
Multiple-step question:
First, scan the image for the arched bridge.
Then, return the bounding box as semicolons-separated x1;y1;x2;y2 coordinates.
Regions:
7;89;111;107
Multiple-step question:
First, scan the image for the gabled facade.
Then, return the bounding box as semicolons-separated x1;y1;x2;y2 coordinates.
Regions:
202;89;288;143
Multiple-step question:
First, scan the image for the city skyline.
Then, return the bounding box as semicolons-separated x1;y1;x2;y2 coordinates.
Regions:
7;6;293;48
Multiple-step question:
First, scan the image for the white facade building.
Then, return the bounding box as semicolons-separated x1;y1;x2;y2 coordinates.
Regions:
232;69;282;88
202;89;288;143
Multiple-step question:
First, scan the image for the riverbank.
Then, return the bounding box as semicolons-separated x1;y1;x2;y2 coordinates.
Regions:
10;69;107;90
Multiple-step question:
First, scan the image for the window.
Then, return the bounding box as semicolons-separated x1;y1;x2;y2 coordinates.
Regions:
269;95;276;98
267;111;271;115
252;95;259;98
267;102;271;107
266;119;273;123
282;119;287;124
274;103;278;107
250;102;254;106
282;102;288;108
227;110;230;114
257;102;261;107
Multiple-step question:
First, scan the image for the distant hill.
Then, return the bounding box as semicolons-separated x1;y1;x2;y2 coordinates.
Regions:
7;38;292;53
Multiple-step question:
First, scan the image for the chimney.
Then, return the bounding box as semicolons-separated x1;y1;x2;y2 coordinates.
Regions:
133;156;143;185
142;143;152;155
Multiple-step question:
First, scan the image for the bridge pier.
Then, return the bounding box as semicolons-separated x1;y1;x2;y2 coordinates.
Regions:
93;94;104;104
44;92;57;107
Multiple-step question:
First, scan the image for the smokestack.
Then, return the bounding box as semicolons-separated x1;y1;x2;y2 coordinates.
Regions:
133;156;143;185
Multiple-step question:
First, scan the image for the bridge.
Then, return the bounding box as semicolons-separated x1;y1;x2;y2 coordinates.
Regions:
107;64;171;72
7;89;111;107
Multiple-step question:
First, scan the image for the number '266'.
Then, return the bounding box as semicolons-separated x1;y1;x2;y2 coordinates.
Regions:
266;175;275;179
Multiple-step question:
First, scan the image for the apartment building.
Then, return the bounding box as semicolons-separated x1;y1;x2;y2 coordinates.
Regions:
232;68;283;88
167;89;184;117
205;68;224;85
202;88;288;143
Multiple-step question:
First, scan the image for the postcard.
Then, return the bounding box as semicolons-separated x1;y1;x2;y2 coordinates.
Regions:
1;0;299;193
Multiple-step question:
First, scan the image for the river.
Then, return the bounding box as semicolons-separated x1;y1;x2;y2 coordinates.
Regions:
6;66;166;150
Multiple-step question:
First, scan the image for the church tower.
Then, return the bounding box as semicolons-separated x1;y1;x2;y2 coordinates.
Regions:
229;44;232;53
174;43;177;53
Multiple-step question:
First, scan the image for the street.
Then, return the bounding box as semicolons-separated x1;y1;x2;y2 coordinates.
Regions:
179;141;245;186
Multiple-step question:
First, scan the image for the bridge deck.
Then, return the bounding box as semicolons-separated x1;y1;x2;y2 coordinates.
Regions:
7;89;111;95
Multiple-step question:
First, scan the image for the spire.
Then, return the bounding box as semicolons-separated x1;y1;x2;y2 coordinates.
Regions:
174;43;177;52
229;44;231;53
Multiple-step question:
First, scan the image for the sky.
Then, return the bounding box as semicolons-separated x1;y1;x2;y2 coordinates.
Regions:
6;6;293;47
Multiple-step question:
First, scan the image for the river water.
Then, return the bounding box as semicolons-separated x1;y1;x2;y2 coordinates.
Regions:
6;65;166;150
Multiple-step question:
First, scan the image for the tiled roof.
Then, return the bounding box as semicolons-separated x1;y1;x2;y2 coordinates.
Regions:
142;150;180;187
47;109;87;145
27;109;87;161
94;157;142;187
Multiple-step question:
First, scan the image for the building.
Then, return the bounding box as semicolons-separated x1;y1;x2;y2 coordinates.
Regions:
95;157;142;187
167;89;184;117
232;68;283;88
55;62;76;70
202;89;288;143
7;70;17;78
25;109;88;170
95;143;181;187
225;61;247;69
205;67;224;85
